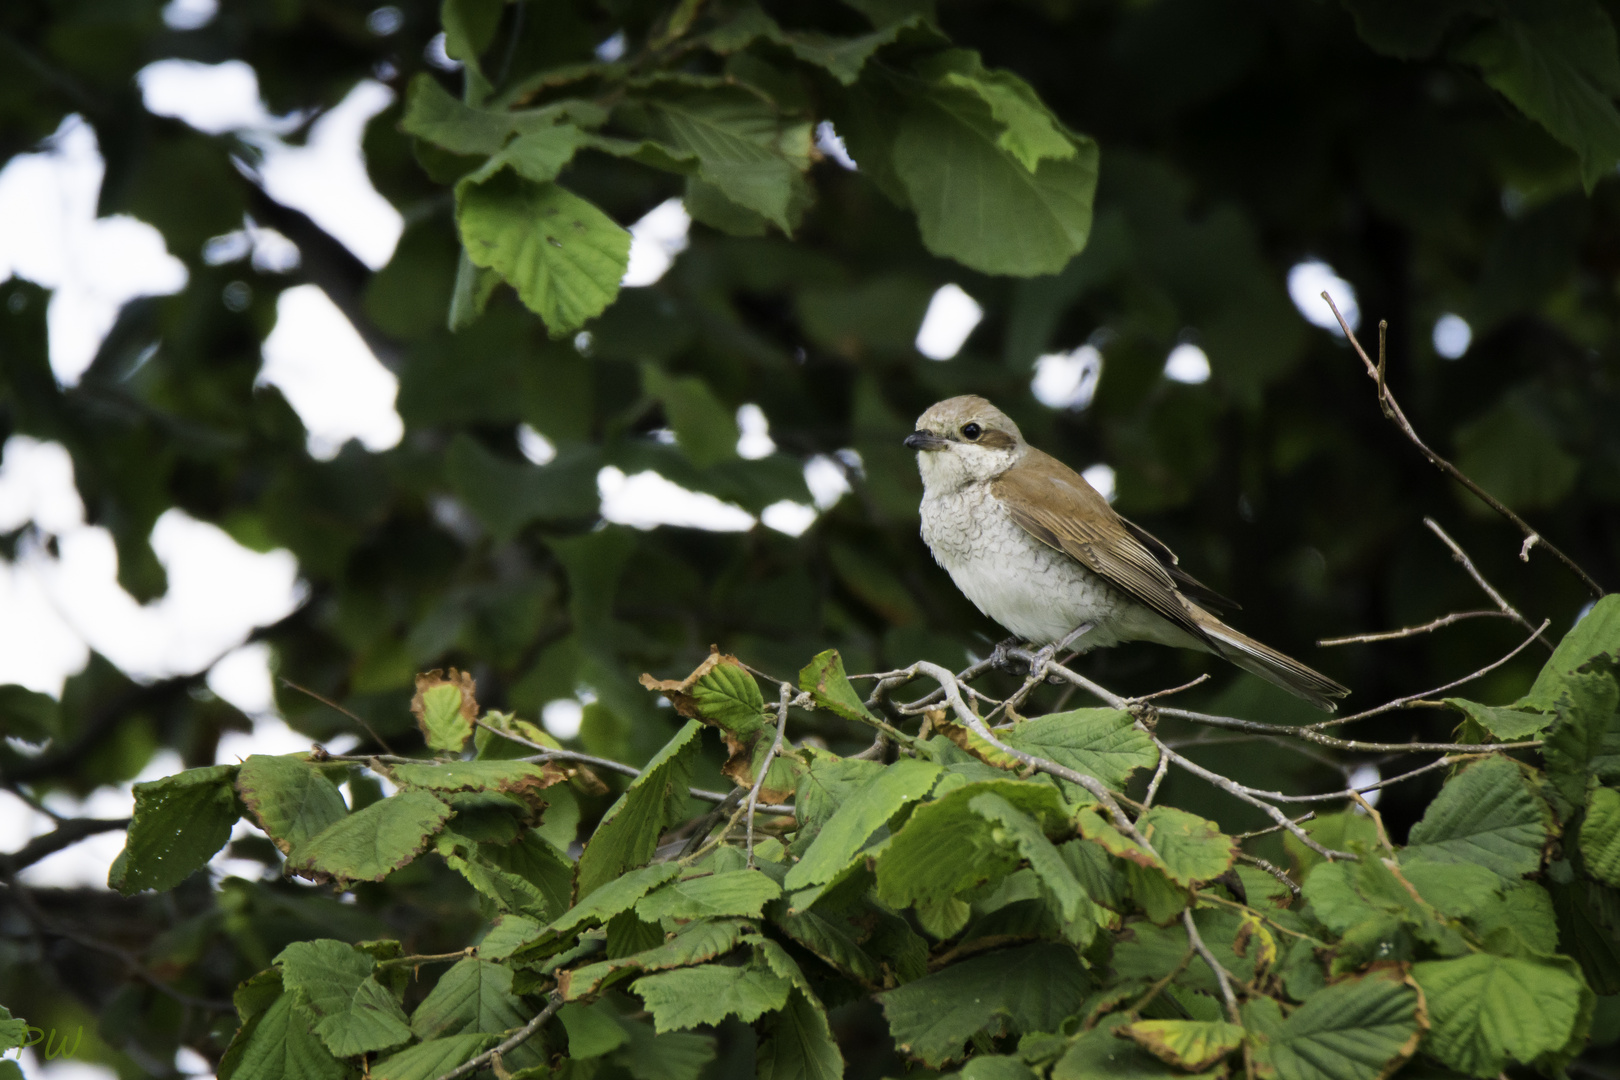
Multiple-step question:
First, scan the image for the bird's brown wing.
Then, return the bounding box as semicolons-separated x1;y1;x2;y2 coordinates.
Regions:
1121;518;1240;612
991;449;1216;647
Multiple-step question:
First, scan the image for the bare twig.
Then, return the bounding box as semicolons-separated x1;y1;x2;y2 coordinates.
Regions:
1305;617;1551;731
747;685;792;869
436;991;564;1080
1126;674;1211;705
1155;743;1350;858
1234;812;1315;840
280;678;396;754
0;817;130;873
1322;292;1603;599
1142;753;1171;809
1318;610;1513;647
1182;909;1241;1022
1423;518;1554;652
1233;854;1303;899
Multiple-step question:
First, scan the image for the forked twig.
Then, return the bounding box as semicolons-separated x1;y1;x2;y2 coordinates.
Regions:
280;678;396;754
1423;518;1554;652
436;991;564;1080
1321;291;1603;599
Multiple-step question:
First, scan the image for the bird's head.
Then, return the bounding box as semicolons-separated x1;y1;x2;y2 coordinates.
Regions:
906;395;1026;492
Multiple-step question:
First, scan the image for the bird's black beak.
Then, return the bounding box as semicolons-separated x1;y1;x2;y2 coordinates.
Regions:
905;431;948;451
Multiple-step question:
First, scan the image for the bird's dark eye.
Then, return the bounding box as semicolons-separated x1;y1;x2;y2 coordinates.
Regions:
962;423;982;440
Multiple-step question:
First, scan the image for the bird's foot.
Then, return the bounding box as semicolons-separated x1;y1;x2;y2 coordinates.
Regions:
989;637;1028;674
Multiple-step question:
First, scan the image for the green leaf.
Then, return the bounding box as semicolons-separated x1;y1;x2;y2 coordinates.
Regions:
1442;698;1553;741
633;963;793;1031
1542;668;1620;813
793;756;887;832
277;939;412;1057
1454;2;1620;190
783;756;942;890
614;1020;717;1080
224;992;347;1080
635;869;782;921
410;958;526;1040
690;660;767;737
1548;874;1620;994
1051;1012;1184;1080
1400;756;1549;882
458;174;630;336
550;863;684;936
237;755;349;855
560;918;751;999
479;915;543;960
770;906;883;985
373;1033;496;1080
1520;594;1620;710
401;72;513;155
415;678;474;753
878;943;1091;1067
445;434;602;541
1582;785;1620;886
558;1001;629;1058
0;1006;26;1053
574;720;704;899
1001;709;1158;790
969;791;1100;942
637;86;811;232
1412;952;1585;1075
920;50;1078;171
391;759;563;798
797;649;881;724
1119;1019;1243;1071
756;988;845;1080
1245;968;1423;1080
1467;881;1560;955
111;764;239;895
1136;806;1237;887
842;57;1098;276
464;124;591;186
642;365;740;469
960;1057;1037;1080
1398;859;1504;919
287;788;454;885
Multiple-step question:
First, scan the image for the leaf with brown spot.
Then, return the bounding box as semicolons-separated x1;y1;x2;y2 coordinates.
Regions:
411;669;478;753
640;647;766;738
391;760;568;810
1119;1019;1244;1072
286;789;453;886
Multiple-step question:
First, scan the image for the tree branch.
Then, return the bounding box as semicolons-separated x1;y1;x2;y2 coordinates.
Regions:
1321;292;1603;598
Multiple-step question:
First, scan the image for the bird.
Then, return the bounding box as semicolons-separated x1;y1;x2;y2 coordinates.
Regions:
906;395;1349;711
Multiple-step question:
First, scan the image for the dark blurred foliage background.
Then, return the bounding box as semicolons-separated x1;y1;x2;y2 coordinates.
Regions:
1;0;1617;1075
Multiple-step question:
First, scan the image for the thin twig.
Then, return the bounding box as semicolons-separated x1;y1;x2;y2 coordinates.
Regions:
280;678;396;754
1142;753;1171;809
1423;518;1554;652
1155;743;1350;858
678;788;746;859
747;685;791;869
1318;610;1513;646
436;991;564;1080
1182;909;1241;1022
1234;812;1315;841
1233;854;1303;899
1305;617;1551;731
1321;292;1603;598
1125;674;1211;705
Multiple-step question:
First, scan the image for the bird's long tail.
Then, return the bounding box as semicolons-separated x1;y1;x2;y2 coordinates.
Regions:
1192;611;1349;712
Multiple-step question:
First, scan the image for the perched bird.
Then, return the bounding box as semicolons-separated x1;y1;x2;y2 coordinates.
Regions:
906;395;1348;711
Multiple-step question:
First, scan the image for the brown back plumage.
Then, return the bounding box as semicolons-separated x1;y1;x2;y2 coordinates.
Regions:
991;448;1349;710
